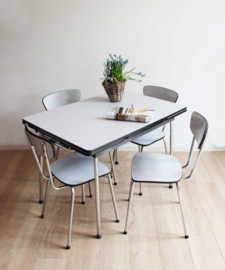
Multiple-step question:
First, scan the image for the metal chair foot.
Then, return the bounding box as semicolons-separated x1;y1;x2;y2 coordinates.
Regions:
82;201;85;205
97;235;102;239
139;193;143;196
66;245;70;250
115;161;119;165
124;231;127;235
89;195;93;198
169;184;173;189
116;219;120;223
40;215;44;219
185;235;189;239
39;200;43;204
113;182;118;186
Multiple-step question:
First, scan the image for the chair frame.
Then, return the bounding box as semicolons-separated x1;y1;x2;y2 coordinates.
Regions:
25;124;119;249
124;112;208;238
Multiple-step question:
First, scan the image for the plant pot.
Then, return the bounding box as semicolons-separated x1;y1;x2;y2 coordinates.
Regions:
102;79;126;102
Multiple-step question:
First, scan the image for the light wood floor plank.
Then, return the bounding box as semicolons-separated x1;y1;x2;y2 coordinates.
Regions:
33;258;67;270
129;236;162;270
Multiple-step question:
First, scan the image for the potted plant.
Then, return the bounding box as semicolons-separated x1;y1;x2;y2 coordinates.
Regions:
101;54;146;102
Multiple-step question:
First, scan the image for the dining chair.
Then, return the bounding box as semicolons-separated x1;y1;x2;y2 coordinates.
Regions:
24;124;119;249
124;112;208;238
42;89;117;206
42;89;91;203
131;85;179;195
42;89;81;160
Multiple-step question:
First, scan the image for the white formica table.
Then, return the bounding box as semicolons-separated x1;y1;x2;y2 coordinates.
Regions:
22;91;187;238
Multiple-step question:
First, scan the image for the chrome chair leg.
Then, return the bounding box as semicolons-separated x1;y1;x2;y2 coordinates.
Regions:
163;138;168;155
124;180;135;234
66;187;75;249
107;174;119;222
88;182;93;198
39;156;43;204
139;183;143;196
41;179;50;218
109;151;117;185
176;182;189;239
82;185;85;204
115;149;119;165
55;146;60;160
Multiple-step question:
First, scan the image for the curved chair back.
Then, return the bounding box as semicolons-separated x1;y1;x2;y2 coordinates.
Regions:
190;111;208;149
42;89;81;111
143;85;178;103
182;111;208;179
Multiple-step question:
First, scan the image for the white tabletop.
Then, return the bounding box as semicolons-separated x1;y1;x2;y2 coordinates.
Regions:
23;91;186;155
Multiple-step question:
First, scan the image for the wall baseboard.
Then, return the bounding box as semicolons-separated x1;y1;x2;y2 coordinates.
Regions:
0;144;224;152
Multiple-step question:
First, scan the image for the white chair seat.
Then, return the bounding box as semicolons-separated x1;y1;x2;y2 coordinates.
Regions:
51;152;110;186
131;129;165;146
132;152;182;183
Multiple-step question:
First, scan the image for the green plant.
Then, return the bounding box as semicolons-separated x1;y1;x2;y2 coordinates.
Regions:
101;54;146;83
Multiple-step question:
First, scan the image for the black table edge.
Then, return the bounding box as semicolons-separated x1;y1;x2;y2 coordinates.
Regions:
22;107;187;157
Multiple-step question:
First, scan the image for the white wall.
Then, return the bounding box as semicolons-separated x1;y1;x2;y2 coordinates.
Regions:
0;0;225;151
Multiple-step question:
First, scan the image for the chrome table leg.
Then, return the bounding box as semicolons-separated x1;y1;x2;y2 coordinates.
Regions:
109;151;117;185
94;157;101;239
66;187;75;249
169;120;174;189
139;145;143;195
39;156;43;204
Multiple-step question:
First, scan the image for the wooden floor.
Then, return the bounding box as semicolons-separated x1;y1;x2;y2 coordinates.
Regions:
1;150;225;270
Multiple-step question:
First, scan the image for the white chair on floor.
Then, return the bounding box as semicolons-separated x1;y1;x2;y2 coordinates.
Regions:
113;86;179;193
42;89;117;205
131;85;179;195
24;124;119;249
124;112;208;238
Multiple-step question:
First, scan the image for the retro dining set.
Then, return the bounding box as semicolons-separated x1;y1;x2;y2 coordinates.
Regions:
22;86;208;249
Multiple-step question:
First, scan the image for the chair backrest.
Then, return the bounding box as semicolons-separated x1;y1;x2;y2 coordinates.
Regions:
25;125;55;160
42;89;81;111
182;111;208;180
24;125;67;189
190;111;208;149
143;85;178;103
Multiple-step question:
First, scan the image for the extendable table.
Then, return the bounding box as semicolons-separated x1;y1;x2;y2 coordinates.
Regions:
22;91;187;239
